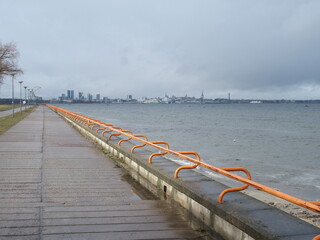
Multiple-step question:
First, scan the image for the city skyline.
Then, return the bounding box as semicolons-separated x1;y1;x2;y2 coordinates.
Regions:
51;89;319;104
55;88;230;102
2;83;320;103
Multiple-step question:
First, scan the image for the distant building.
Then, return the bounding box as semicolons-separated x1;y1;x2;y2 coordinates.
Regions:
67;90;74;100
103;97;109;103
96;94;100;101
88;93;93;101
79;92;84;100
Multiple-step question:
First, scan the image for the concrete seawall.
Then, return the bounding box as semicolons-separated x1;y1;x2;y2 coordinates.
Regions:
54;108;320;240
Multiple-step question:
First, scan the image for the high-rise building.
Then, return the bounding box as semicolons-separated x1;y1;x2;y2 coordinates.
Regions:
67;90;74;100
96;94;100;101
79;92;84;100
88;93;93;101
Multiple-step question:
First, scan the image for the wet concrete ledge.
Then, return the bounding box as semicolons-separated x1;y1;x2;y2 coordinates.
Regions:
55;109;320;240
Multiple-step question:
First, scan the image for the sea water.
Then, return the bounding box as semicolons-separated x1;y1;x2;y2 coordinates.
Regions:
54;103;320;200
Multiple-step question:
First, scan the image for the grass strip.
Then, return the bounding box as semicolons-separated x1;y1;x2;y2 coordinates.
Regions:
0;106;38;135
0;104;21;111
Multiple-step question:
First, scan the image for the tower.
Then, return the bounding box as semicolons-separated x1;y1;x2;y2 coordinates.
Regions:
200;90;204;104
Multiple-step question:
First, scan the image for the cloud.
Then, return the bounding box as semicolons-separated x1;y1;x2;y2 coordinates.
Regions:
0;0;319;99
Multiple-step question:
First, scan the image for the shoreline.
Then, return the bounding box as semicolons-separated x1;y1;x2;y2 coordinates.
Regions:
244;189;320;228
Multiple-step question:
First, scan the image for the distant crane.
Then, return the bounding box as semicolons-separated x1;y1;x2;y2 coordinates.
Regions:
29;86;41;104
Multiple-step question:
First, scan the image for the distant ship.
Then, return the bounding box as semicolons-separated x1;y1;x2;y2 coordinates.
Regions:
250;100;262;104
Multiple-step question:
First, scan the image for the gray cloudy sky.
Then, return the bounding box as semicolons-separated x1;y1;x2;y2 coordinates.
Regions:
1;0;320;100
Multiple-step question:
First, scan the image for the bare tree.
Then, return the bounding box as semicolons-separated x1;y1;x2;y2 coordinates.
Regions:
0;42;23;85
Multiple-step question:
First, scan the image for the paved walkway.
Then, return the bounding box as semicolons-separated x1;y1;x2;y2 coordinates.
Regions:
0;106;206;240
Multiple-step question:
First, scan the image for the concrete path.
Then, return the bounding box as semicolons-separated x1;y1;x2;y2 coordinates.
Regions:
0;106;206;240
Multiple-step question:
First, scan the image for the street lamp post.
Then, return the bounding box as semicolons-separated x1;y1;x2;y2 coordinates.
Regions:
11;73;16;118
30;90;33;105
27;89;30;106
18;81;23;114
24;86;27;111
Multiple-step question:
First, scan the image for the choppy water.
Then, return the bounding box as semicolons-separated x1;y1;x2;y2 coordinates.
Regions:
54;103;320;200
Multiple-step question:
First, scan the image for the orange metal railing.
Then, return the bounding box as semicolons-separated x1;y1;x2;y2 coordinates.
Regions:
46;104;320;217
313;235;320;240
